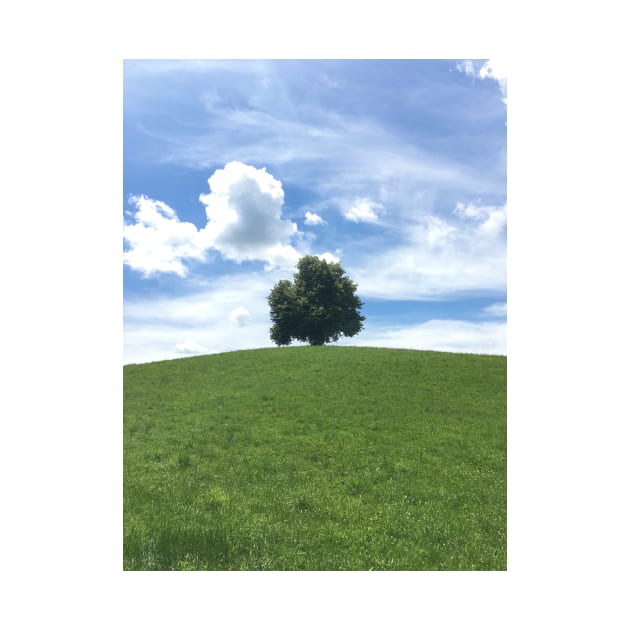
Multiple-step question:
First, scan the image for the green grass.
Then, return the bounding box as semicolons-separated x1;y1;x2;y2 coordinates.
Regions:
124;346;506;570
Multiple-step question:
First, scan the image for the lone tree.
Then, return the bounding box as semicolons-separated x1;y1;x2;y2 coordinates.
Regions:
268;255;366;346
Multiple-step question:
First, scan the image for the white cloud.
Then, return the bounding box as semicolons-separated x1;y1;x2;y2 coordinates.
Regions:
145;80;497;212
456;60;476;77
123;266;507;363
229;306;250;327
175;339;207;355
317;252;340;264
344;199;382;223
123;162;301;276
479;59;507;103
304;211;326;226
426;216;457;248
124;271;275;325
122;195;209;277
125;319;273;365
483;302;507;318
456;59;507;104
454;201;484;219
353;247;506;300
123;271;281;364
345;319;507;355
351;202;506;300
199;161;300;267
455;202;507;238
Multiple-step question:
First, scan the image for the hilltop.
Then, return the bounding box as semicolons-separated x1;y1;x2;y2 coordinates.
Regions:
124;346;507;570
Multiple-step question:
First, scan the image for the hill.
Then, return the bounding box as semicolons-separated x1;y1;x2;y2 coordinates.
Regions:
124;346;507;570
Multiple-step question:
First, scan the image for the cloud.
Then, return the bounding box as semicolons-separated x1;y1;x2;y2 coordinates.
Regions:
158;109;481;203
454;202;507;238
123;162;301;276
124;275;507;363
122;195;209;277
175;339;207;355
425;216;457;249
483;302;507;318
456;60;476;77
353;248;506;300
127;61;505;229
304;211;325;226
456;59;507;104
125;320;272;365
317;252;340;264
229;306;250;327
346;319;507;356
479;59;507;103
124;271;274;325
343;199;382;223
123;265;506;364
351;201;506;300
123;273;276;364
199;161;299;267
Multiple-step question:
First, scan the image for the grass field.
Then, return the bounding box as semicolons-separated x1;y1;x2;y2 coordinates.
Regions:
124;346;506;570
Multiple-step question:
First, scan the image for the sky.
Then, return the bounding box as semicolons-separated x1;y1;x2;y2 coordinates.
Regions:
123;59;507;364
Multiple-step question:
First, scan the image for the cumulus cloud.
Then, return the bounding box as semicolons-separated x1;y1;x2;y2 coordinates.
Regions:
175;339;207;355
229;306;250;327
317;252;340;264
122;196;210;277
199;161;299;267
123;162;301;276
343;199;382;223
304;211;326;226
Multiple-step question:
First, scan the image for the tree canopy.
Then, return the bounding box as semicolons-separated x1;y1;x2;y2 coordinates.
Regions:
267;256;365;346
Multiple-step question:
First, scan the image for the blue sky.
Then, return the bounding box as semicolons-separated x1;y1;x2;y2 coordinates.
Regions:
123;59;506;364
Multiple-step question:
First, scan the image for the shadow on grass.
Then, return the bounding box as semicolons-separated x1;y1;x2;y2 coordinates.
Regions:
124;522;230;570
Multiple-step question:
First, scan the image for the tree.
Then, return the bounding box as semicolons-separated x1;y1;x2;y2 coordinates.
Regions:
267;255;366;346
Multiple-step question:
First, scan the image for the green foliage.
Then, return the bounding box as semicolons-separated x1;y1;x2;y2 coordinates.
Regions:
268;255;365;346
124;347;507;570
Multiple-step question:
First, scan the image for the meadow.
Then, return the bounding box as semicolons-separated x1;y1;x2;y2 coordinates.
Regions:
124;346;506;570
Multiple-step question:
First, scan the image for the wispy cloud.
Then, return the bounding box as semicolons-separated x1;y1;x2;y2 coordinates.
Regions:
123;272;277;364
344;319;507;355
483;302;507;318
128;69;498;210
454;201;507;238
175;339;207;355
123;271;275;326
124;279;507;363
351;201;506;300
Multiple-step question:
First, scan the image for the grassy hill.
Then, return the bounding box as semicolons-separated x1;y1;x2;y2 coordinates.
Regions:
124;346;507;570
